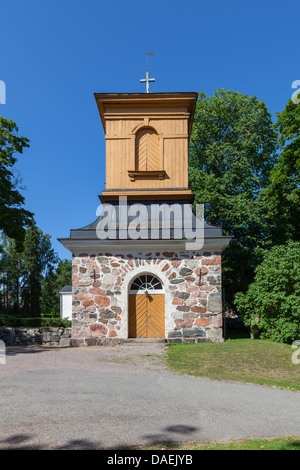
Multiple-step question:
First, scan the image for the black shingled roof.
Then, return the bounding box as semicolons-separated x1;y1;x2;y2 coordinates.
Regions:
59;285;72;293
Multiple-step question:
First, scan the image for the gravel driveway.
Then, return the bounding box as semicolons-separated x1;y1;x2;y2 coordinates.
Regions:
0;343;299;449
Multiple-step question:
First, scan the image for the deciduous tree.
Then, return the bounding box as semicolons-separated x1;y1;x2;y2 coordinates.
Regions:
259;98;300;244
189;90;278;308
40;259;72;315
235;241;300;343
0;117;33;247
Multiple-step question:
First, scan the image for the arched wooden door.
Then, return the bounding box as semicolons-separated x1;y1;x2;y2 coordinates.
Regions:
128;274;165;338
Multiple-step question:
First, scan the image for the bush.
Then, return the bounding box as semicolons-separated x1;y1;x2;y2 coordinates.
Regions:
40;317;72;328
235;241;300;343
0;316;71;328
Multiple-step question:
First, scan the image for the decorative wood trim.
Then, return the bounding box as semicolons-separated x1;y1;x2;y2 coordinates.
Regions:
159;137;164;170
104;113;190;119
105;133;188;140
128;170;166;182
99;193;195;203
131;134;135;170
105;135;132;140
95;92;198;138
101;188;192;194
160;134;188;139
131;121;144;135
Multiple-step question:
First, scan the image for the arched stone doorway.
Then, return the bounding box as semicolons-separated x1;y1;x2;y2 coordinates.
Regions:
128;274;165;338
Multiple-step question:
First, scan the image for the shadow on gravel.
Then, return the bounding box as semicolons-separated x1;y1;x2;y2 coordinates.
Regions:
0;425;199;450
5;346;61;357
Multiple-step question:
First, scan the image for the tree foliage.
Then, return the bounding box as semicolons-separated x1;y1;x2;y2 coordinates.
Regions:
235;241;300;343
189;90;278;307
0;221;59;317
0;116;71;319
40;259;72;315
0;117;33;247
259;98;300;244
21;221;58;316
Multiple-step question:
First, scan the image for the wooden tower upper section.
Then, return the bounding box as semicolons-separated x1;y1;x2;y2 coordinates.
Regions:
94;92;198;202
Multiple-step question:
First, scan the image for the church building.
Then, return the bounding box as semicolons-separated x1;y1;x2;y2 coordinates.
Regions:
58;90;231;346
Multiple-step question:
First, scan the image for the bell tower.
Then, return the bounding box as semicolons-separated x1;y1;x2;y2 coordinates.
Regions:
94;92;197;204
58;90;232;346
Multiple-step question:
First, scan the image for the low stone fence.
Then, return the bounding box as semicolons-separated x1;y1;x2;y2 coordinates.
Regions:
0;327;219;348
0;327;72;347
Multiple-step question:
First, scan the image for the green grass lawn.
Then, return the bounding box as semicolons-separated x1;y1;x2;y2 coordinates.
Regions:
142;436;300;450
167;337;300;390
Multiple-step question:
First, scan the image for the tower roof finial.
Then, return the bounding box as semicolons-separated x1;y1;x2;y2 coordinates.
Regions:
140;52;155;93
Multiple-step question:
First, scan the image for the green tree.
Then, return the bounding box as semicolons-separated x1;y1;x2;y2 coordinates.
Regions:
55;259;72;290
21;222;58;316
40;259;72;315
0;117;33;247
259;98;300;244
189;90;278;309
0;226;66;317
235;241;300;343
0;236;21;314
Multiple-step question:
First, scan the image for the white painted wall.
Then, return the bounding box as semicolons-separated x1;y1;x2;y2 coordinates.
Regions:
60;293;72;320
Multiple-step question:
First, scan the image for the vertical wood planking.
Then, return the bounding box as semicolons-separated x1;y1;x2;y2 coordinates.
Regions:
104;113;191;189
128;294;165;338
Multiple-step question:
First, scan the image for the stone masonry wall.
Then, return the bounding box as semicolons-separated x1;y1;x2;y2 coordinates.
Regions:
0;327;72;347
72;250;223;344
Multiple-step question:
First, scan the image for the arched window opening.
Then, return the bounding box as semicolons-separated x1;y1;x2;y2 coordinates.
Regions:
129;274;163;293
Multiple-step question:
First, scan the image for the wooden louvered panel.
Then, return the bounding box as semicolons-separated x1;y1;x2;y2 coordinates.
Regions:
129;294;146;338
147;294;165;338
135;129;159;171
128;294;165;338
135;295;148;337
128;294;137;337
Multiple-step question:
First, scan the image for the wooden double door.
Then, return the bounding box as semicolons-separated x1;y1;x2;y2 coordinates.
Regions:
128;293;165;338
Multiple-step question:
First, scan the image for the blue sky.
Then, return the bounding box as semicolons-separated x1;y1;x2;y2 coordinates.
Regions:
1;0;299;260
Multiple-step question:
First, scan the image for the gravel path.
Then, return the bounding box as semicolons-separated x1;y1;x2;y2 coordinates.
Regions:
0;343;172;376
0;344;299;449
